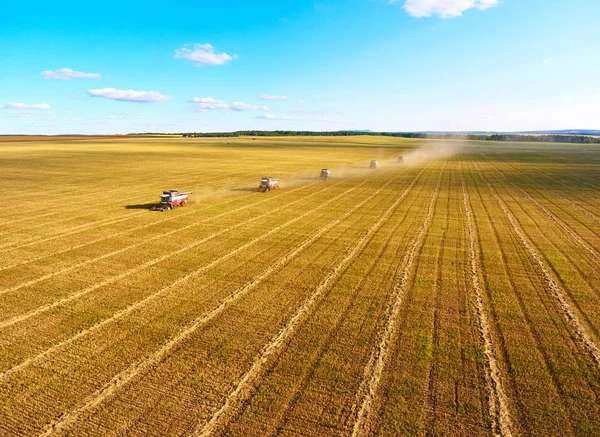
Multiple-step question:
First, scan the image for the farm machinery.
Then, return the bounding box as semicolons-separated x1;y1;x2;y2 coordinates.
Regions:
258;177;280;192
370;160;378;169
320;169;331;180
397;155;404;163
152;190;192;211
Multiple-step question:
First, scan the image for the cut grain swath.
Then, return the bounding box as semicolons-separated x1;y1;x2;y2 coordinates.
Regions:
193;171;421;437
0;182;333;329
461;173;513;437
1;178;371;385
37;171;423;436
486;159;600;263
478;167;600;368
349;163;444;437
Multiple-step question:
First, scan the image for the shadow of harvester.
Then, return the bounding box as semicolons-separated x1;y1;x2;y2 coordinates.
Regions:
125;203;158;210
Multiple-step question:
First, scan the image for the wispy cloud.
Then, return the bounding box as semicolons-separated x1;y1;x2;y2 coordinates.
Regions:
188;97;268;112
41;68;101;80
543;57;555;64
398;0;499;18
255;114;304;121
231;101;268;111
175;43;238;65
258;95;287;101
88;88;172;103
0;102;51;110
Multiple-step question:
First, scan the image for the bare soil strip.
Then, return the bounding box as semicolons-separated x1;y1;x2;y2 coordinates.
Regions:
460;175;514;437
488;162;600;263
479;169;600;368
193;170;422;437
0;182;334;329
348;164;444;437
0;186;310;295
0;178;372;384
38;171;422;436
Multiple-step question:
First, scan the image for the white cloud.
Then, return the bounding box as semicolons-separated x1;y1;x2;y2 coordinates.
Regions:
543;57;555;64
175;43;238;65
399;0;499;18
0;102;51;110
41;68;101;80
256;114;304;121
87;88;172;103
188;97;268;112
298;99;305;103
231;101;268;111
259;95;287;101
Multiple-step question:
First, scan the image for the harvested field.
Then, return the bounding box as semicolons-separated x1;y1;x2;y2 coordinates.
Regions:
0;135;598;436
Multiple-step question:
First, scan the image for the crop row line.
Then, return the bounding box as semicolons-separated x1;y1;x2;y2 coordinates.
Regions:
0;172;237;248
38;169;421;436
0;180;332;328
349;163;444;437
0;184;314;296
461;171;514;437
193;168;425;437
484;159;599;263
477;166;600;368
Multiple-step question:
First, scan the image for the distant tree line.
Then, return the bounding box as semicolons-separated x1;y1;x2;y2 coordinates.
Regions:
178;131;600;144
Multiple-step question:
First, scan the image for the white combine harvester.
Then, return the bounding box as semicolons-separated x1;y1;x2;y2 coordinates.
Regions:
257;177;280;192
152;190;192;211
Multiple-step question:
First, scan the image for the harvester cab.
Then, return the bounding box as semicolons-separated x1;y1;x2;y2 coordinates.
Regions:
152;190;191;211
370;160;378;169
258;177;280;192
320;169;331;180
397;155;404;164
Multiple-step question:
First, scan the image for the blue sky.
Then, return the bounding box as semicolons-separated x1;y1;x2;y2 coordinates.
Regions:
1;0;599;134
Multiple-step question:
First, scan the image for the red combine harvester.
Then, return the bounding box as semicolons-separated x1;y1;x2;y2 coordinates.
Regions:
258;177;280;192
152;190;192;211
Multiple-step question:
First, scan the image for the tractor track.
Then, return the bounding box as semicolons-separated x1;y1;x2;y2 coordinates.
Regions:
0;181;334;328
460;173;514;437
477;167;600;368
192;169;421;437
262;171;432;437
36;171;417;436
484;160;600;263
349;163;444;437
0;179;373;384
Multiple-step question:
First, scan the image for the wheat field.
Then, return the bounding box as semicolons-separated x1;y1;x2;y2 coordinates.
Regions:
0;135;598;436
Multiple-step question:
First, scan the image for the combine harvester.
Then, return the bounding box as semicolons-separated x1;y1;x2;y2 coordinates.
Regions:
320;169;331;180
397;155;404;163
370;160;378;169
152;190;192;211
257;177;280;192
